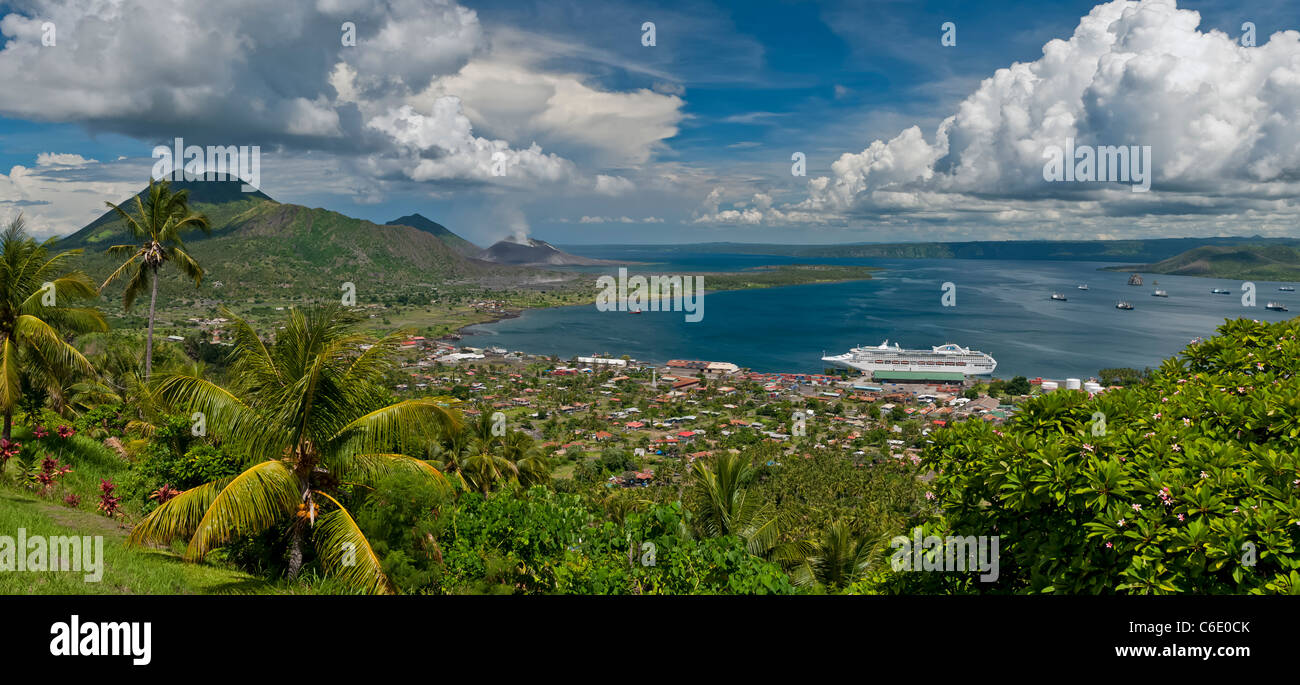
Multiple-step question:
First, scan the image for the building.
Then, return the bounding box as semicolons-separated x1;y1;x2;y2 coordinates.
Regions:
871;370;971;386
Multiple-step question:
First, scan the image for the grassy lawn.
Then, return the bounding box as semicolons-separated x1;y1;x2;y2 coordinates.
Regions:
0;489;305;594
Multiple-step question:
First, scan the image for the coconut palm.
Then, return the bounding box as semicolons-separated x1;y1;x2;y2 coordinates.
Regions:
427;413;550;493
0;214;107;439
687;452;781;556
128;305;459;593
790;519;878;590
100;180;210;380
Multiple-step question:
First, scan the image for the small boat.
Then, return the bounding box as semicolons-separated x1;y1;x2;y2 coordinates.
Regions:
1077;284;1089;291
1211;288;1230;294
1152;289;1168;297
1116;301;1134;310
1279;286;1295;292
1266;302;1289;311
1051;292;1068;301
629;309;643;314
1127;274;1143;286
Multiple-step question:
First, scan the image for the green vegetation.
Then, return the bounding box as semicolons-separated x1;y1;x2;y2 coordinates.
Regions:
0;216;106;439
3;195;1298;596
1108;243;1300;281
891;317;1300;594
100;179;211;379
129;305;458;593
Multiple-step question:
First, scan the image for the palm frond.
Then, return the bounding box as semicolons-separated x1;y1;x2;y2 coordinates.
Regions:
313;491;395;594
185;460;299;561
127;478;232;547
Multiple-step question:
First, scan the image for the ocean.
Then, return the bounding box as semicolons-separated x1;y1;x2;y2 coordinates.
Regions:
463;250;1297;379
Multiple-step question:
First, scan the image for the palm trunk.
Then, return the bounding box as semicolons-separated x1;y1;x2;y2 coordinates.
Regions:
287;474;310;579
287;524;306;579
145;267;158;381
3;409;10;441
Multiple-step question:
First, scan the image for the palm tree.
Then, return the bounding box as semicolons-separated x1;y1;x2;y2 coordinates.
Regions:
426;413;550;493
0;214;107;439
100;180;210;380
790;520;877;590
687;452;781;556
128;305;460;593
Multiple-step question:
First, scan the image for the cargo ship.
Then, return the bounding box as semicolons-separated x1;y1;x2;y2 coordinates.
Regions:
821;341;996;376
1051;292;1068;301
1266;302;1289;311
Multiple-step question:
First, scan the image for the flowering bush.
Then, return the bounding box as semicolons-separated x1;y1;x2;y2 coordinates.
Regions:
33;456;73;496
889;318;1300;595
0;438;20;466
98;479;122;518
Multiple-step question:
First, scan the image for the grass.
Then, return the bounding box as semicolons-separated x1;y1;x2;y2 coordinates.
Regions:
0;488;300;594
0;427;312;595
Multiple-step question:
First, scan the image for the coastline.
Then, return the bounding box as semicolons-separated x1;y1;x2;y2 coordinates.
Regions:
446;264;880;342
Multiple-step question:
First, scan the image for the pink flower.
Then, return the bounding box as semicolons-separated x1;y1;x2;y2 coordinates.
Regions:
925;491;936;501
1177;513;1185;521
1171;444;1181;452
1081;443;1094;452
1105;541;1114;549
1131;503;1142;512
1118;518;1126;527
1182;418;1191;426
1200;471;1209;479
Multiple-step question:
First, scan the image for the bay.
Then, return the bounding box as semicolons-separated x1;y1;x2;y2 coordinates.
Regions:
464;251;1296;379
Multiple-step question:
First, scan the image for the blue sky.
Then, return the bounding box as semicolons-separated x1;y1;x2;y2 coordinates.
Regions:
1;0;1297;245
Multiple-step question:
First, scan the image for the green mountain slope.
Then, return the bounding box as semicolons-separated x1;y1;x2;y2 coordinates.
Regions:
385;213;480;256
59;179;541;310
1109;244;1300;281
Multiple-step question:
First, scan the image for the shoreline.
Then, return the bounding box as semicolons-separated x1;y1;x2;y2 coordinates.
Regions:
446;267;879;342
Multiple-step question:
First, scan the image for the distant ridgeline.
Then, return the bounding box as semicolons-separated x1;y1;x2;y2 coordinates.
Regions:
641;237;1300;265
57;177;535;305
1105;244;1300;281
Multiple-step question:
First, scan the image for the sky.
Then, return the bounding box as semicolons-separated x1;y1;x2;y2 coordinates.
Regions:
0;0;1297;246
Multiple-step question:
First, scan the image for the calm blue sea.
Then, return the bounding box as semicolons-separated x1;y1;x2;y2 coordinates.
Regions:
463;249;1297;379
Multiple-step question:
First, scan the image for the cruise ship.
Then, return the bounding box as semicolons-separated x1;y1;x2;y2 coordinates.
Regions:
822;341;997;376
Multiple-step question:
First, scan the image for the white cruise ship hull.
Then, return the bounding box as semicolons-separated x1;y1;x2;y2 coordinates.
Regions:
822;341;997;377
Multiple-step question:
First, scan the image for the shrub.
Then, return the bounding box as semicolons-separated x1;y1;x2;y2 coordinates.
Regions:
889;318;1300;594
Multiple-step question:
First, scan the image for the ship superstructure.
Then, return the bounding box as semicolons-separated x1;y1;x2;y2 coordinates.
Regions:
821;341;996;376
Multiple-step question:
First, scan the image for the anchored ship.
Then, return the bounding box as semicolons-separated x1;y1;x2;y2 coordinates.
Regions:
1266;301;1289;311
1116;301;1134;310
1279;286;1295;292
1211;288;1230;294
1051;292;1068;301
1127;273;1143;286
1077;284;1089;291
1152;289;1168;297
822;341;996;376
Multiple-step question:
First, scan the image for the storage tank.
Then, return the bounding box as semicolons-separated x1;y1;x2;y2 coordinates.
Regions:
1066;378;1082;390
1083;381;1103;393
1040;381;1058;392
